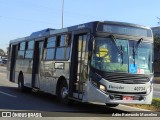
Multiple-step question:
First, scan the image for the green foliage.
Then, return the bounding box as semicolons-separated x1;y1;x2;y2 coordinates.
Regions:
128;98;160;111
152;98;160;107
154;35;160;51
0;49;5;56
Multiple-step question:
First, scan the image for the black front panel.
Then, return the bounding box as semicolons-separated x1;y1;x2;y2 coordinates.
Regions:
90;66;152;84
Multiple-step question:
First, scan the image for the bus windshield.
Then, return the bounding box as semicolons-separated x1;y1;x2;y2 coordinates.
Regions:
91;37;153;74
129;41;153;74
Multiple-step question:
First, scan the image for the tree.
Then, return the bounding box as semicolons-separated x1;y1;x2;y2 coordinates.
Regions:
0;49;5;56
157;17;160;24
154;35;160;49
154;35;160;74
154;35;160;61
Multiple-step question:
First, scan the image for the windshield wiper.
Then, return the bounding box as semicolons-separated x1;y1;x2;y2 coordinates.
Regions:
134;38;143;54
133;38;143;65
109;35;124;64
109;35;123;55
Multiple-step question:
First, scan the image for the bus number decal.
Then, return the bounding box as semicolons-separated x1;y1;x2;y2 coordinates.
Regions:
134;87;145;91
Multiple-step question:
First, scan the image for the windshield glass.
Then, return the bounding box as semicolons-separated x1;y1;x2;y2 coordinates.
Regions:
91;37;153;74
129;41;153;74
91;37;128;72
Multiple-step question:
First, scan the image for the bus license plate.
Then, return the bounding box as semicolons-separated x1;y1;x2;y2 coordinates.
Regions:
123;96;134;100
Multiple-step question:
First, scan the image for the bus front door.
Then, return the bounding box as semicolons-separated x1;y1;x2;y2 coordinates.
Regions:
69;33;88;99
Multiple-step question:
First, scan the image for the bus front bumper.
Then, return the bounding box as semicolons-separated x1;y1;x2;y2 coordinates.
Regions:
83;81;153;104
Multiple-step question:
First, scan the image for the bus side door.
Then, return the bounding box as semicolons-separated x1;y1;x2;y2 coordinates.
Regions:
69;31;89;99
32;41;44;89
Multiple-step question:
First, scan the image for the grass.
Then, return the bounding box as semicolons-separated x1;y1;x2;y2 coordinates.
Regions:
128;98;160;111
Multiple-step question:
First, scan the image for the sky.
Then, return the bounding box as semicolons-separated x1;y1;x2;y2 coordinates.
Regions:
0;0;160;52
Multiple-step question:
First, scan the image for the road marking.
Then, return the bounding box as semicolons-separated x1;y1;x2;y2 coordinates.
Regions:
0;91;17;98
119;104;151;111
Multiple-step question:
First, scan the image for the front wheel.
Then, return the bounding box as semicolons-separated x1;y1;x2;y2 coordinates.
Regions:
57;81;73;105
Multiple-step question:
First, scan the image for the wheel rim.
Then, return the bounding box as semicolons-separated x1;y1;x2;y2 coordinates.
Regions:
18;82;21;88
61;87;68;99
18;80;22;89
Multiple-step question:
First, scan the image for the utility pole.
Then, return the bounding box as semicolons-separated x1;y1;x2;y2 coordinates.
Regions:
62;0;64;28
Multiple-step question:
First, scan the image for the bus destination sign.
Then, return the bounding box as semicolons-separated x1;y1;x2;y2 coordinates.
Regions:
97;23;152;37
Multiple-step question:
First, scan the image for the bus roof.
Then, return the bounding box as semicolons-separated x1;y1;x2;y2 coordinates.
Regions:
10;28;55;44
103;21;151;30
9;21;151;44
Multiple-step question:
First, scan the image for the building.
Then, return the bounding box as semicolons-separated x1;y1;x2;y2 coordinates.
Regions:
152;26;160;75
151;26;160;37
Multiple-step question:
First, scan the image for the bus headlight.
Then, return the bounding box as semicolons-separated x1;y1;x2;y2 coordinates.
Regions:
100;84;106;92
91;79;107;92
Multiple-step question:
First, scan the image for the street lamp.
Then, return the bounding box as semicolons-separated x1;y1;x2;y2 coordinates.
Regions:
62;0;64;28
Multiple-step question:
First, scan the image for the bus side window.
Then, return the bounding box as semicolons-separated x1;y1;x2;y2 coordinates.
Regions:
65;34;71;60
25;40;34;59
55;34;71;60
44;37;56;60
65;34;71;46
19;42;25;50
17;42;26;59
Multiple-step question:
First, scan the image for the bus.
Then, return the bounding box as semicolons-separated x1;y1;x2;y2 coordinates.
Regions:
7;21;153;106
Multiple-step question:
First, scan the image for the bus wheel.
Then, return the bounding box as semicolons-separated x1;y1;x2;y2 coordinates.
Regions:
18;74;31;92
58;81;69;104
18;74;25;92
106;104;119;107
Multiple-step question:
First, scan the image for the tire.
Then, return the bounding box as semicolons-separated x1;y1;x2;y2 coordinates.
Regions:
57;81;71;105
106;104;119;107
18;74;31;92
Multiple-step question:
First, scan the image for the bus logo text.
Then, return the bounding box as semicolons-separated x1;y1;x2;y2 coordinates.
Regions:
109;85;124;90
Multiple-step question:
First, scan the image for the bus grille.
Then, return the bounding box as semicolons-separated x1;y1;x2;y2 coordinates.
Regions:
114;95;122;100
103;74;150;84
109;94;146;100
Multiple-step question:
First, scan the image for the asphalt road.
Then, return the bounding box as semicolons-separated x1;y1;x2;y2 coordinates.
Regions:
0;66;159;120
153;84;160;98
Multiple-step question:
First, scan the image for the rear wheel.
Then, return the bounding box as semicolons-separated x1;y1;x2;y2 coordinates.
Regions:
18;74;31;92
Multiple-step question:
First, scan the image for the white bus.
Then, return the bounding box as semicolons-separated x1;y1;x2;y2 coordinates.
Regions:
7;21;153;106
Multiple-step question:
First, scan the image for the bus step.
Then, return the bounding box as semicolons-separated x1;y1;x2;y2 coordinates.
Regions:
32;88;39;92
73;93;83;99
69;97;83;102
